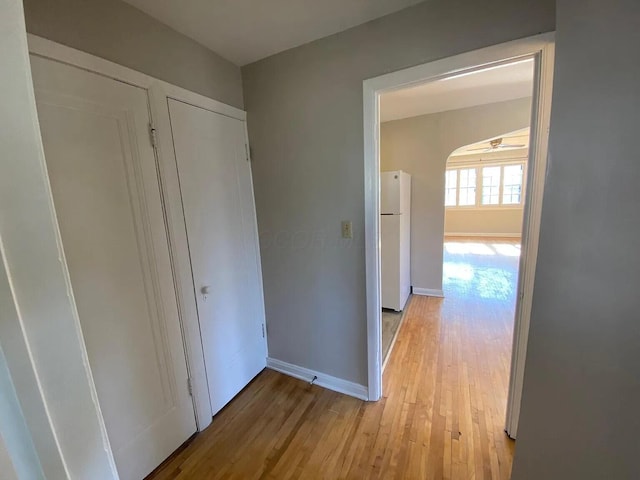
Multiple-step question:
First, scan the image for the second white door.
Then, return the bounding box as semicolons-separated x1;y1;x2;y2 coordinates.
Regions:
168;99;267;415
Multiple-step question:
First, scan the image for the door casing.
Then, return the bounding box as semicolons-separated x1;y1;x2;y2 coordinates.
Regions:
363;33;555;438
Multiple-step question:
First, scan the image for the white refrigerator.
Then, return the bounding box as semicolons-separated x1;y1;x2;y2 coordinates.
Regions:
381;170;411;311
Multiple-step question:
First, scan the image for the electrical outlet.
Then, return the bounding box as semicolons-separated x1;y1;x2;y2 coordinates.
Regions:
341;220;353;239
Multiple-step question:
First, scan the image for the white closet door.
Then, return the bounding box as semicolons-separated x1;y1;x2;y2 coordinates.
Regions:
168;99;267;415
30;56;196;480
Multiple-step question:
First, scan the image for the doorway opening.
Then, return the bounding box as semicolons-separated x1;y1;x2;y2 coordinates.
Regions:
442;127;531;399
364;35;555;443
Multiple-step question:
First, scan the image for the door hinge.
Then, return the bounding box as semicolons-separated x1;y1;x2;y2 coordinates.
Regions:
261;323;266;338
149;123;158;148
187;377;193;396
245;143;250;162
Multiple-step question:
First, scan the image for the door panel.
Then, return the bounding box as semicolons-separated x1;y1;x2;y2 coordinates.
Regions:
30;56;196;480
168;99;267;415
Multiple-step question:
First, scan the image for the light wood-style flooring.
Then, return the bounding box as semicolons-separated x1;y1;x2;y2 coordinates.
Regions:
148;239;518;479
381;309;403;364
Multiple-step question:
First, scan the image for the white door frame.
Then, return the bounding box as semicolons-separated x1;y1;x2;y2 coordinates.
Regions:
363;33;555;438
1;4;118;477
26;34;264;433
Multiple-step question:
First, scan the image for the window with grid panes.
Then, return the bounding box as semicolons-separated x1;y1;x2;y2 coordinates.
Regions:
458;168;476;206
481;166;501;205
444;161;525;208
502;164;524;204
445;170;458;206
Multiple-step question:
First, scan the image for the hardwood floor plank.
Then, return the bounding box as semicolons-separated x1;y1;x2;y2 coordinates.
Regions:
147;240;518;479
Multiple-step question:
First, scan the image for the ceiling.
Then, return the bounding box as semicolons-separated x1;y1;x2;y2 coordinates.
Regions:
122;0;425;66
380;59;534;122
449;128;530;161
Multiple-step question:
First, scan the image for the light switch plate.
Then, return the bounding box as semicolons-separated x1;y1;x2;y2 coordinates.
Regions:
341;220;353;239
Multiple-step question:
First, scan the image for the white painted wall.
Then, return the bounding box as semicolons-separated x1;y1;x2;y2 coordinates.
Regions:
512;0;640;478
242;0;554;385
0;0;118;478
445;207;524;237
0;343;44;480
380;97;531;291
0;432;19;480
0;252;63;479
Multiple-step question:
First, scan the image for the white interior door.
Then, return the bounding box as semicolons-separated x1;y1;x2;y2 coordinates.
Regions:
168;99;267;416
30;56;196;480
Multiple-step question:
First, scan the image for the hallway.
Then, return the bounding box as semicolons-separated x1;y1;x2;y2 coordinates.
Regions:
148;239;518;479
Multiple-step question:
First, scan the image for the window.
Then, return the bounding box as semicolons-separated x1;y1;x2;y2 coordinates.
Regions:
482;166;501;205
445;170;457;206
444;161;525;208
458;168;476;206
502;164;524;204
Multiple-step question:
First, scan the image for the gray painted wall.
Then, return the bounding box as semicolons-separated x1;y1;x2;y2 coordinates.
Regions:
512;1;640;478
381;97;531;291
242;0;554;385
23;0;244;108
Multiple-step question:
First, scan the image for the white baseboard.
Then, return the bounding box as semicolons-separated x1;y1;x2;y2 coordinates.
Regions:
266;358;368;401
412;287;444;297
444;232;521;238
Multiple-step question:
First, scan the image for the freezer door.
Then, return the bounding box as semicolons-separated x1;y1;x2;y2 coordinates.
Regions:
381;171;401;214
381;171;411;214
